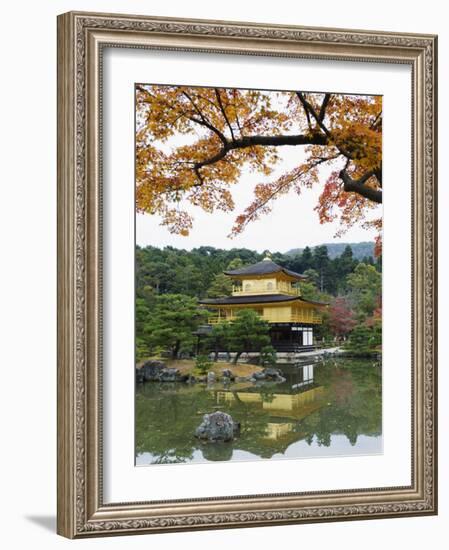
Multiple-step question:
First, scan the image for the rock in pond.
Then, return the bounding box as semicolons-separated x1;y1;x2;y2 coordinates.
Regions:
142;360;166;381
195;411;240;442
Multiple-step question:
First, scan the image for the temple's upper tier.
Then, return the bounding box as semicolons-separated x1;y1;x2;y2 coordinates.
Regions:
224;257;307;282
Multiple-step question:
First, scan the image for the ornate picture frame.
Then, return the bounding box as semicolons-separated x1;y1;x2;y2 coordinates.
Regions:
57;11;437;538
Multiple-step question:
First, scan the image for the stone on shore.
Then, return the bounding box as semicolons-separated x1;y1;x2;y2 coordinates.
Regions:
250;367;286;383
158;367;180;382
142;360;166;381
138;360;188;383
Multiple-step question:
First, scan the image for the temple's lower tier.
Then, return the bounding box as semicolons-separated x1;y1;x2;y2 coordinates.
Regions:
269;324;315;352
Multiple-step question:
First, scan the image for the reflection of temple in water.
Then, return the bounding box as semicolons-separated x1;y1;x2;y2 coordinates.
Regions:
215;364;326;446
136;359;383;465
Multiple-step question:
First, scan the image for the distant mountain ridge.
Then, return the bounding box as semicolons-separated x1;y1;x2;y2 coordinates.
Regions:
286;242;375;260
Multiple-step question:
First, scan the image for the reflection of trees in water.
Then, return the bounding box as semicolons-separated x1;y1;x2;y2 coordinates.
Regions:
135;383;203;463
301;360;382;447
257;383;278;403
135;358;382;463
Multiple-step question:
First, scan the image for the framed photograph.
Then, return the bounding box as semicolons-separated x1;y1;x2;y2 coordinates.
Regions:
57;11;438;538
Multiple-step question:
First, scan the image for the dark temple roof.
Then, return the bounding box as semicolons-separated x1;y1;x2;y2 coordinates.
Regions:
224;259;307;280
199;294;327;306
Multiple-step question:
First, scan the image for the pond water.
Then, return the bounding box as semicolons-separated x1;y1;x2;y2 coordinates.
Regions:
135;357;382;465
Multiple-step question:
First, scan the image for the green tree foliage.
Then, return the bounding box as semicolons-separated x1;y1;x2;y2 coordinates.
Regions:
333;245;358;293
226;257;245;271
206;258;244;298
344;325;381;356
143;294;205;359
260;345;278;367
298;270;332;303
195;354;213;375
205;322;232;361
205;273;232;298
312;245;332;293
136;245;261;298
228;310;271;364
202;311;272;364
136;297;153;361
299;246;314;271
302;268;320;287
346;263;382;320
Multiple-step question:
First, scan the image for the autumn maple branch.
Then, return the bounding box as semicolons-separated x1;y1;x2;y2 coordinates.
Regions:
318;94;331;123
295;92;382;203
234;155;340;233
339;169;382;203
214;88;236;141
296;92;331;137
192;133;329;173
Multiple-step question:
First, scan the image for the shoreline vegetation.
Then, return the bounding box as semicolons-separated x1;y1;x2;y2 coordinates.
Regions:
136;345;381;387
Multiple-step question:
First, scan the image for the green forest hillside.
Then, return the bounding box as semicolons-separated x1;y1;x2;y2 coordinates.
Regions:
286;242;375;261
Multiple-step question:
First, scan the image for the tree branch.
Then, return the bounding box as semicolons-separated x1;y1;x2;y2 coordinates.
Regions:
194;166;206;186
302;102;313;132
193;132;328;173
373;166;382;186
318;93;331;123
234;156;337;233
296;92;331;137
371;111;382;129
296;91;357;162
182;92;228;145
188;116;228;145
339;169;382;203
214;88;235;141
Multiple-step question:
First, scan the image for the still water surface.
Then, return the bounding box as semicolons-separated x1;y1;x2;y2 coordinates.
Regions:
136;357;382;465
